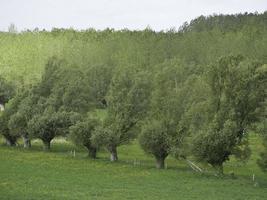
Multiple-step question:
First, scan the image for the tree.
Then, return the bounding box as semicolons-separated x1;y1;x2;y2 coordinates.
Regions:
257;120;267;172
37;56;64;98
192;56;266;174
0;76;15;109
139;59;202;169
28;109;72;151
0;76;17;145
85;64;113;108
0;112;19;146
92;66;150;161
69;116;99;158
139;119;173;169
0;98;21;146
6;89;34;148
192;120;245;174
8;111;31;148
19;57;71;150
256;64;267;171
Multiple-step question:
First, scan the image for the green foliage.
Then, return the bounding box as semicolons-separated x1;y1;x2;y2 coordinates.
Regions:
69;116;99;158
181;12;267;33
0;91;23;145
7;90;31;133
8;112;27;137
191;55;265;173
28;109;73;150
139;58;195;168
257;73;267;171
139;119;172;168
258;133;267;172
0;12;266;174
192;120;248;173
0;112;19;146
85;64;113;108
0;76;15;105
92;66;151;161
1;12;267;89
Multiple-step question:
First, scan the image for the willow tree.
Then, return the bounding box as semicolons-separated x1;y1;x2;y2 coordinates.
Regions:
0;97;21;146
192;55;266;174
0;77;17;145
69;116;99;159
139;58;204;169
256;64;267;172
92;66;151;161
28;108;72;151
0;76;14;110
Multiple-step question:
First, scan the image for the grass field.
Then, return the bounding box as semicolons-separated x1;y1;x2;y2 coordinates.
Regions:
0;135;266;200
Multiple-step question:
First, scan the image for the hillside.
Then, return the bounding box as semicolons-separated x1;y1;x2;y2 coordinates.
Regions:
0;11;266;200
0;12;266;87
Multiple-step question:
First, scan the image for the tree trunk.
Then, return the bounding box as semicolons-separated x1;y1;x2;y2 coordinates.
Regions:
109;146;118;162
0;103;4;111
6;138;16;146
43;141;51;151
214;164;224;175
156;157;165;169
6;139;16;146
22;135;31;148
87;147;97;159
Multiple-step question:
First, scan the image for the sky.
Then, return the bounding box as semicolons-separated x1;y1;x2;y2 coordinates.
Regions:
0;0;266;31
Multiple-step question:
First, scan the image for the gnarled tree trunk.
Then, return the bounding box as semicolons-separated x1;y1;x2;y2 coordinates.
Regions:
0;103;4;111
4;135;17;146
87;146;97;159
213;164;224;175
155;156;166;169
155;152;168;169
109;146;118;162
22;135;31;148
6;138;16;146
43;140;51;151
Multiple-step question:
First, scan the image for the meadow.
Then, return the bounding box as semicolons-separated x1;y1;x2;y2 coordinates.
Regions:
0;134;266;200
0;12;266;200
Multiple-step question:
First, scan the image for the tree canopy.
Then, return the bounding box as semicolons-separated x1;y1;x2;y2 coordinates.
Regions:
0;12;266;173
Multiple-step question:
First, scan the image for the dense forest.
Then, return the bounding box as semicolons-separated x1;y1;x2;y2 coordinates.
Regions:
0;12;266;173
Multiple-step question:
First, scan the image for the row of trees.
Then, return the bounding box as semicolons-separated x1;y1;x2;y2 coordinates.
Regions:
0;54;266;174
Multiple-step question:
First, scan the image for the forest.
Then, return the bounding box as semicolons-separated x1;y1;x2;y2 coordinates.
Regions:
0;12;266;199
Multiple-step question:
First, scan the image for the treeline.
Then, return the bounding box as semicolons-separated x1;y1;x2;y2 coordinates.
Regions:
1;12;267;87
0;12;266;174
180;11;267;32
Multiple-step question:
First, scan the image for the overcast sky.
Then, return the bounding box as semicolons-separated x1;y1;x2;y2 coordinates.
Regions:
0;0;266;31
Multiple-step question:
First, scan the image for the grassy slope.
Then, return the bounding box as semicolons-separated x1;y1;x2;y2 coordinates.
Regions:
0;135;266;200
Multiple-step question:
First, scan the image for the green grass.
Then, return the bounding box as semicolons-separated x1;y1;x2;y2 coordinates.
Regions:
0;135;266;200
